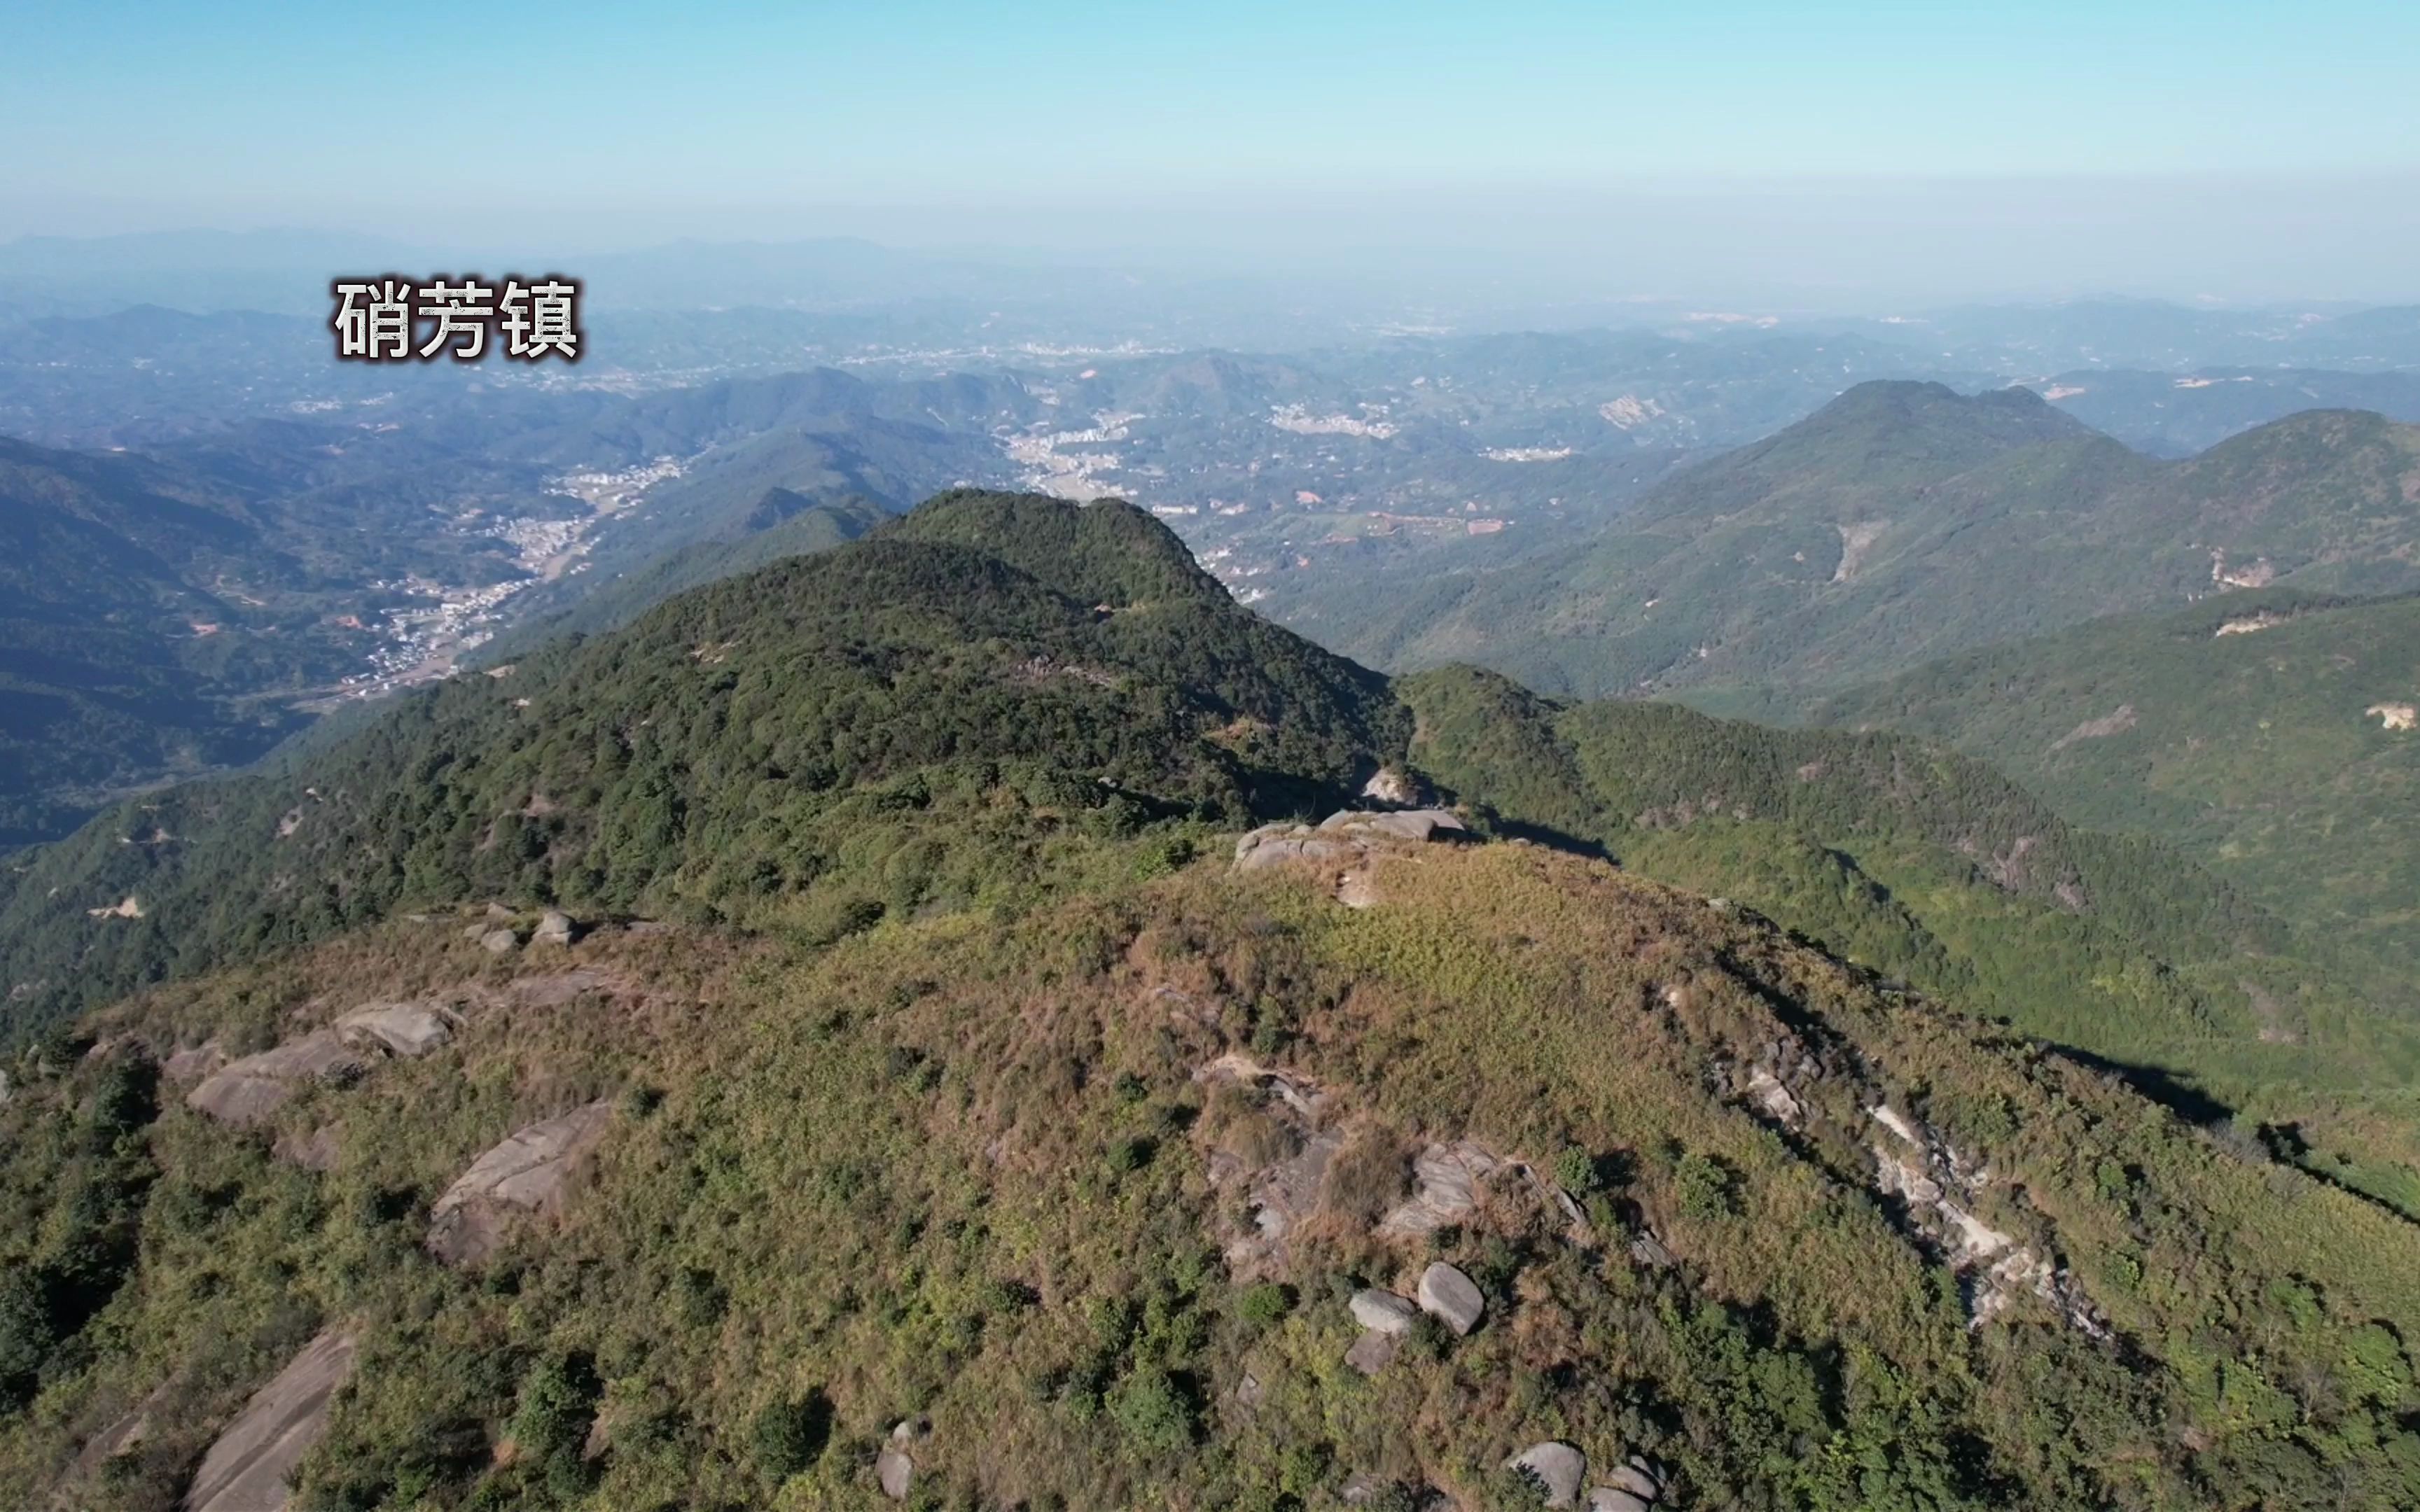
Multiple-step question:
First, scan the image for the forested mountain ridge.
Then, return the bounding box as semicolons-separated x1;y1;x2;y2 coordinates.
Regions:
1286;383;2420;700
1771;587;2420;987
0;493;1407;1032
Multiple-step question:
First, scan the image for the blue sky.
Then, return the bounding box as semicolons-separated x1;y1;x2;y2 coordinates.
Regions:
8;2;2419;297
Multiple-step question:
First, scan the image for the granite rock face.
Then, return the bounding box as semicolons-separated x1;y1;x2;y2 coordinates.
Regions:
426;1100;615;1267
185;1032;365;1128
183;1329;358;1512
335;1000;458;1058
1232;808;1473;906
1377;1140;1502;1238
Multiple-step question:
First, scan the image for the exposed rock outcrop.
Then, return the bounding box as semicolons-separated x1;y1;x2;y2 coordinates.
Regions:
185;1032;366;1128
1359;768;1428;806
335;1001;458;1059
1866;1103;2105;1336
162;1042;227;1084
1195;1055;1344;1278
1234;808;1471;907
1378;1140;1502;1238
181;1329;357;1512
426;1100;614;1267
1587;1456;1667;1511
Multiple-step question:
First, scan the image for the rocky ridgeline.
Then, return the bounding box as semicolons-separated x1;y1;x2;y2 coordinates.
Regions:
1866;1102;2107;1335
1711;1018;2104;1338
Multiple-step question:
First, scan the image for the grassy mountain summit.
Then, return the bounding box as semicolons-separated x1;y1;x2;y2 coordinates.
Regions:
8;790;2420;1510
1286;383;2420;700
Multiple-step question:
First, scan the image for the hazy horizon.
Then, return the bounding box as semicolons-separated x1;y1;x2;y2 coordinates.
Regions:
11;3;2419;309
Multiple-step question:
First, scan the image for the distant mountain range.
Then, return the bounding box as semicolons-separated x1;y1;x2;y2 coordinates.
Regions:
1286;381;2420;699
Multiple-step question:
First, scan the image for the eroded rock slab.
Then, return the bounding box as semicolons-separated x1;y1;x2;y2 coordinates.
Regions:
186;1032;366;1128
1377;1140;1501;1238
426;1100;613;1267
183;1328;357;1512
335;1001;458;1059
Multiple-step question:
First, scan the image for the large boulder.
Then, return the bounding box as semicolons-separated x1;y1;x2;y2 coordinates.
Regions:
876;1419;922;1499
1320;808;1465;843
1587;1459;1665;1511
426;1100;614;1266
1359;767;1426;806
185;1032;366;1128
1417;1261;1485;1336
1507;1441;1587;1508
1349;1288;1420;1335
534;909;576;946
480;927;520;955
183;1329;358;1512
335;1000;458;1058
1234;824;1355;871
